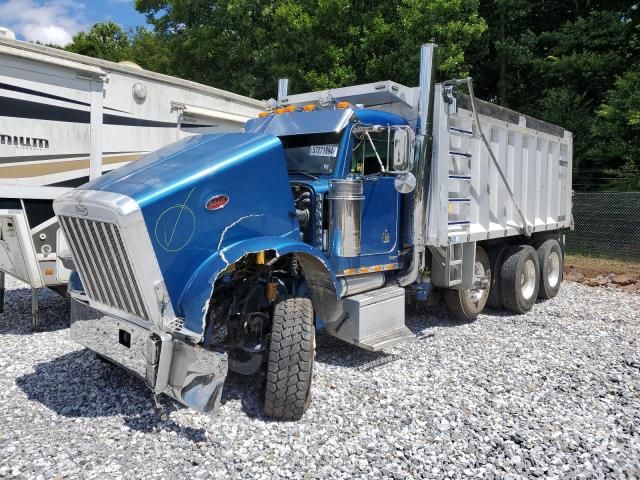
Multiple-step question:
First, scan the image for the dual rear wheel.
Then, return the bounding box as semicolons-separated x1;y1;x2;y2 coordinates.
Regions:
445;238;563;321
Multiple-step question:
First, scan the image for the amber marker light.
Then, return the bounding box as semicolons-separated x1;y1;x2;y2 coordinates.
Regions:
258;112;269;118
303;104;316;112
336;101;350;109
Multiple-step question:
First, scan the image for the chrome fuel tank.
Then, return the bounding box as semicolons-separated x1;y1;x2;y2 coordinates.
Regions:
328;178;364;258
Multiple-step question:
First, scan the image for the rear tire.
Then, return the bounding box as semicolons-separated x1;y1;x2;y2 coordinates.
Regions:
486;246;506;310
263;296;314;421
537;239;563;299
500;245;540;314
444;246;491;321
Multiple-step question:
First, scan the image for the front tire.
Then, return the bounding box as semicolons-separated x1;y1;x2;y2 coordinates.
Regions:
264;296;314;421
500;245;540;314
444;246;491;321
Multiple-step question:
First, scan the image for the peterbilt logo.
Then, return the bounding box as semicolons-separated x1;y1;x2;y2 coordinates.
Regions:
0;134;49;149
75;205;88;216
205;194;229;211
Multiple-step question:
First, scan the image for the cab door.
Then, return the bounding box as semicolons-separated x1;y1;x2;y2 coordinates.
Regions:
349;127;400;256
361;176;400;255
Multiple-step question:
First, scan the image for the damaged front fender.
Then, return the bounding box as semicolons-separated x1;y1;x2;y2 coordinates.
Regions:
177;237;343;336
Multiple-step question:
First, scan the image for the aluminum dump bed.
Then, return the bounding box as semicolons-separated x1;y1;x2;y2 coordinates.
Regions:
427;86;572;247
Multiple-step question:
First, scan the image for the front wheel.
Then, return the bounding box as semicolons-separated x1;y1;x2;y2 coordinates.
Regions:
263;296;315;421
444;246;491;321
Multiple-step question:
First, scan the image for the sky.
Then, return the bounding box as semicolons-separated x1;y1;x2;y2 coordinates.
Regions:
0;0;147;46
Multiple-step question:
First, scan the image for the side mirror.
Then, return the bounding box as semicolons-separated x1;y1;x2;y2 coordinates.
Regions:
392;127;414;172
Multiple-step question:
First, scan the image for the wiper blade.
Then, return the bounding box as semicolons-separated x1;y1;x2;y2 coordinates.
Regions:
288;169;318;180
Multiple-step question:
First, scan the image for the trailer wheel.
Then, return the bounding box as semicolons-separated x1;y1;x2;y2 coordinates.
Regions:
537;239;563;299
263;296;315;421
500;245;539;314
486;246;507;310
444;246;491;321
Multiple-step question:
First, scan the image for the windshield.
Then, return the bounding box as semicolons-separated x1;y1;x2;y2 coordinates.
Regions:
280;132;343;175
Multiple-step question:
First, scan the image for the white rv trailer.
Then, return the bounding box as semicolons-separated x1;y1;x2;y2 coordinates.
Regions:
0;34;264;326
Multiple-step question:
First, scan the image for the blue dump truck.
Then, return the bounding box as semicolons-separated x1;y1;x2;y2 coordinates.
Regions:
53;45;573;420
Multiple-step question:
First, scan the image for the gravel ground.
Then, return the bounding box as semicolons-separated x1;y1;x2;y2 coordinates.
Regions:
0;277;639;479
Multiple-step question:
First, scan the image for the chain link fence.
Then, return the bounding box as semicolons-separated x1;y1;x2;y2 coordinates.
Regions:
565;192;640;262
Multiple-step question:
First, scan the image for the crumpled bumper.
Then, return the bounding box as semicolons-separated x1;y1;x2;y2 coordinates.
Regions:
70;296;228;413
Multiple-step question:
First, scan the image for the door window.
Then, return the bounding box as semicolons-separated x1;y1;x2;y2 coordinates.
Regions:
350;128;391;175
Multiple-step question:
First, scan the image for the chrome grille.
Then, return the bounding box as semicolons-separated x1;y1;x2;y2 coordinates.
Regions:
59;215;149;320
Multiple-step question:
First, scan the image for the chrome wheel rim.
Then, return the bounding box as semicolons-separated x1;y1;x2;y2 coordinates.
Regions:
547;251;561;288
469;260;490;305
521;259;537;301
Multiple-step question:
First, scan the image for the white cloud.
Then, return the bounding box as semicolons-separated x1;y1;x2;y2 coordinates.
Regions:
0;0;87;46
21;24;73;45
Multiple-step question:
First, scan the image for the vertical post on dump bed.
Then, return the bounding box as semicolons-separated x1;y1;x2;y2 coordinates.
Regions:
397;43;437;287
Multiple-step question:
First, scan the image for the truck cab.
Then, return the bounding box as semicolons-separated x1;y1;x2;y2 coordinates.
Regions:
245;105;412;278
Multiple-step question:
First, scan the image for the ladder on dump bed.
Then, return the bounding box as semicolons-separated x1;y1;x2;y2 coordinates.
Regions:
428;85;477;288
446;113;475;232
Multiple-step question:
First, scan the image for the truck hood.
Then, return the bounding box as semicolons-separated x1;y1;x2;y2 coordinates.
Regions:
79;133;299;326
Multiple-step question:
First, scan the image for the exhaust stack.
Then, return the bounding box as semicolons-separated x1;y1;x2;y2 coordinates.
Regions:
397;43;437;286
277;78;289;104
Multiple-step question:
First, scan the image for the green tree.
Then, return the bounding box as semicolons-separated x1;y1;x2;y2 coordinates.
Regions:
129;27;173;74
64;21;172;74
65;21;131;63
587;70;640;190
134;0;486;99
470;1;639;190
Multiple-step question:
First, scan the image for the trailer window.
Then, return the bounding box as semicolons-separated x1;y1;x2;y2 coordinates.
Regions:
281;132;342;175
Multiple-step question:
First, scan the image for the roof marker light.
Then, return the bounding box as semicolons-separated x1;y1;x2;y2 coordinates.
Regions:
258;112;269;118
303;104;316;112
336;101;350;109
283;105;296;113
